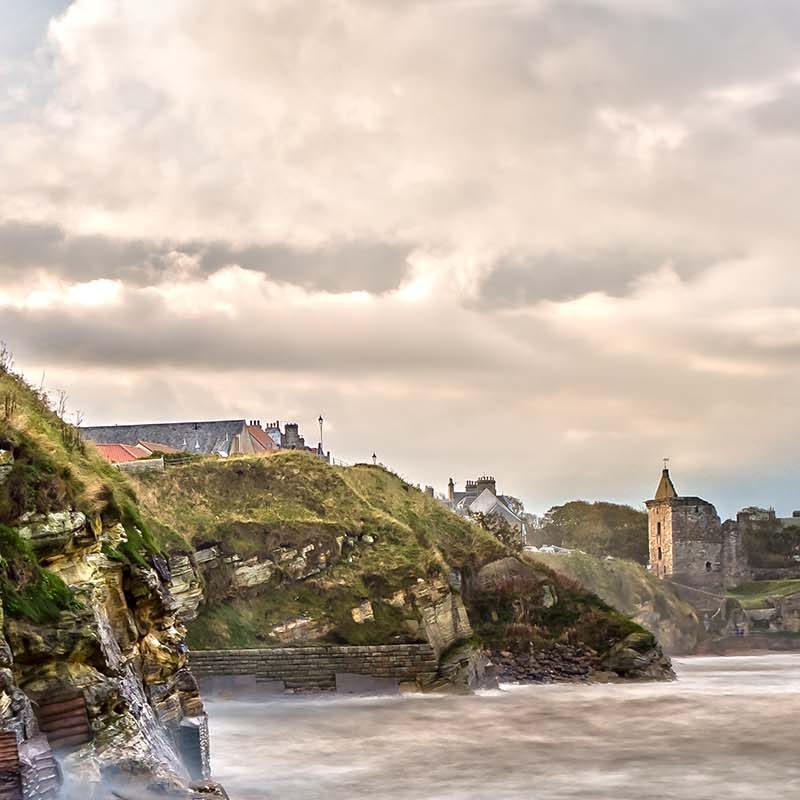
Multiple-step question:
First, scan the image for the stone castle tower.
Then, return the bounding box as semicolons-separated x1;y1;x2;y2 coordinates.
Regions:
646;467;724;587
645;466;747;589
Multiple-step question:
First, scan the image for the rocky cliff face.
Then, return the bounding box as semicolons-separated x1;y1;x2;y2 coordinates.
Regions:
133;454;674;689
528;550;707;654
0;370;225;799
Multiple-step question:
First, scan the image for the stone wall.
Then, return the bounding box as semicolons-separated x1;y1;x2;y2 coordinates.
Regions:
189;644;439;692
648;497;726;587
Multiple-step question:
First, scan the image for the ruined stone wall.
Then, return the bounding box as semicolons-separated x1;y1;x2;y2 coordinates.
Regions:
721;522;749;588
669;500;723;587
189;644;439;692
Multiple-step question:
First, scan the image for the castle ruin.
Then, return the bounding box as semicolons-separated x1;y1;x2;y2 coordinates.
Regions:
646;467;748;589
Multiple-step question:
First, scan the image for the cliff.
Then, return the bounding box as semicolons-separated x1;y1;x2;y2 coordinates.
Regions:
0;369;224;799
132;453;674;686
527;550;707;654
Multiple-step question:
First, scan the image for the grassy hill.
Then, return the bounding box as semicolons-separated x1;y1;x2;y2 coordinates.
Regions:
132;454;656;661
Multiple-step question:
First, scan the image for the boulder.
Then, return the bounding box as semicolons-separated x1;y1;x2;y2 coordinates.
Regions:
411;578;473;657
351;601;374;624
601;632;675;680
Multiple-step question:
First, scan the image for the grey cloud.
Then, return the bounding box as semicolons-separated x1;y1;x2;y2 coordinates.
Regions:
752;85;800;135
0;297;518;376
0;221;412;293
474;250;717;307
197;241;412;294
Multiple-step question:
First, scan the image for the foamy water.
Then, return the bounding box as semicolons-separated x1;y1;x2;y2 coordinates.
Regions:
206;655;800;800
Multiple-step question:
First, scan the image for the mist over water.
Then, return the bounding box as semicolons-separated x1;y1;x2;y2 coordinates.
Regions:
207;655;800;800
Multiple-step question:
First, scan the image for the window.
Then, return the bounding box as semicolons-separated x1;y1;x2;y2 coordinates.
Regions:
657;547;662;560
656;522;661;537
705;561;712;572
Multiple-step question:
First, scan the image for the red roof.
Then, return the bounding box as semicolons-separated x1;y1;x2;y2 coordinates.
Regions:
247;425;278;452
137;440;181;454
95;443;151;464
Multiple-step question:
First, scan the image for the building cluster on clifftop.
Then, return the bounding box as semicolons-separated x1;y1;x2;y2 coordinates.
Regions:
82;418;330;466
444;475;527;538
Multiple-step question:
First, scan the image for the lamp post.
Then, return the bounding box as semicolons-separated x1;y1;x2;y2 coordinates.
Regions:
318;415;324;453
372;453;377;465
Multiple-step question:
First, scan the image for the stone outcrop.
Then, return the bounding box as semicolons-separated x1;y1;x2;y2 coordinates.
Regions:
0;449;12;486
409;578;473;657
600;632;675;680
0;511;222;798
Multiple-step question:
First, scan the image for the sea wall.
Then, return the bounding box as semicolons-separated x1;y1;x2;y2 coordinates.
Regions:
189;644;439;692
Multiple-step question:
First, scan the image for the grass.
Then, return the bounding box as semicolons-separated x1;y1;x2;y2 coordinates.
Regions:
0;523;79;624
726;579;800;609
133;451;655;656
0;368;160;621
132;453;509;648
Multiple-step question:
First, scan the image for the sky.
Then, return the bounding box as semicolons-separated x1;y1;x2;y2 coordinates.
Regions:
2;0;800;518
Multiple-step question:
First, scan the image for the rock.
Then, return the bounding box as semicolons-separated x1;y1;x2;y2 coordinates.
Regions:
474;557;540;594
230;556;275;589
434;643;498;692
269;617;334;644
0;448;12;485
351;601;374;624
601;632;675;680
411;578;473;656
17;511;96;559
168;555;205;622
385;590;407;608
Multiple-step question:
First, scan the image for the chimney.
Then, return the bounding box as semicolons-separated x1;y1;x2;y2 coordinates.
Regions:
476;475;497;496
448;478;455;502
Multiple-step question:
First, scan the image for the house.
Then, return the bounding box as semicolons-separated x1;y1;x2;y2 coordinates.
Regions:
446;475;527;536
82;420;255;457
95;443;153;464
95;440;180;464
83;418;330;461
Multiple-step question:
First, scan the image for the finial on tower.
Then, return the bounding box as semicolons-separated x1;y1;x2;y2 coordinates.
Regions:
654;460;678;500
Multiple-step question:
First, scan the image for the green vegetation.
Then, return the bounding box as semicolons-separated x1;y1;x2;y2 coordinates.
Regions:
0;524;79;624
530;500;648;564
526;550;706;653
727;579;800;609
0;365;159;620
740;513;800;569
134;453;506;647
135;454;657;655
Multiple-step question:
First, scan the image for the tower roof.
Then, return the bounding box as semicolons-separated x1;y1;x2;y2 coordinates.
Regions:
654;468;678;500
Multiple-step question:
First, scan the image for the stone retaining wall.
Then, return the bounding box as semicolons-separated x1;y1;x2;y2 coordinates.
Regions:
189;644;439;692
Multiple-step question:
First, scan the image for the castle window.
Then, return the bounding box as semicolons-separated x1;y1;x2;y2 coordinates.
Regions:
656;522;661;537
657;547;662;560
705;561;712;572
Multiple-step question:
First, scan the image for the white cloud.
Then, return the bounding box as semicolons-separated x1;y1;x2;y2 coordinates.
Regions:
3;0;800;515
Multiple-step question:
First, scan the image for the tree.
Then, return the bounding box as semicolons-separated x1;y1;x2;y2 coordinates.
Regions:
472;512;524;551
529;500;648;564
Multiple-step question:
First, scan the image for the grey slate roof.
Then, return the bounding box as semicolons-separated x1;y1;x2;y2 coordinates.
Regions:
82;420;247;456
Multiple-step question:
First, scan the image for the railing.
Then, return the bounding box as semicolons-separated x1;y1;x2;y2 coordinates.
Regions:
164;455;199;468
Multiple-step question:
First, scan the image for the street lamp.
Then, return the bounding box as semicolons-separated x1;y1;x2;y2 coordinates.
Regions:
372;453;377;465
318;415;324;453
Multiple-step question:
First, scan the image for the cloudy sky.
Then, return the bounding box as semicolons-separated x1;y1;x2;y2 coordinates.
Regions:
3;0;800;517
